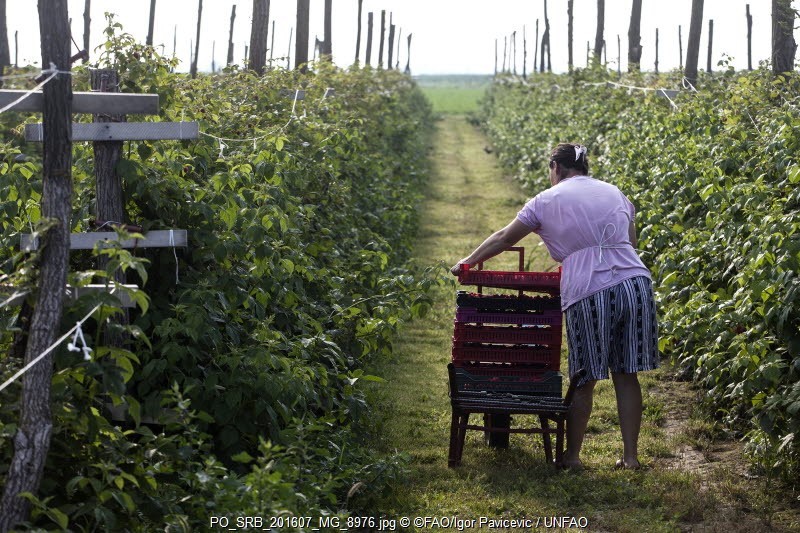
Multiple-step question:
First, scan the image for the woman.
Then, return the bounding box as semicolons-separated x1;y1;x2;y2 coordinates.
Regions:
451;142;659;470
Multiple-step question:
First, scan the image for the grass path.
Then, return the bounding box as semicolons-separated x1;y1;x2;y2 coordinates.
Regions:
371;115;798;531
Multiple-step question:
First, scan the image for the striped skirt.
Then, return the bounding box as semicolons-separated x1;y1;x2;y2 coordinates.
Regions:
565;276;660;387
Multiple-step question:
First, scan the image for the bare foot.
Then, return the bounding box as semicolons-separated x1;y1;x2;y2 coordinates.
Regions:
614;458;641;469
556;459;584;471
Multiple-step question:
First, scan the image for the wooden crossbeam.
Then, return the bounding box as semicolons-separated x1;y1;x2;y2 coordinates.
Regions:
21;230;188;252
279;88;306;100
0;90;159;115
24;122;199;142
1;284;138;308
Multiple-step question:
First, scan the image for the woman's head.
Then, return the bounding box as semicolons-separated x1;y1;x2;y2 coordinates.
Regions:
549;143;589;181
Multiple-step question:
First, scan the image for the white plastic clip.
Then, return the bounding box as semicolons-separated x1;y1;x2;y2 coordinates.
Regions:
67;322;93;361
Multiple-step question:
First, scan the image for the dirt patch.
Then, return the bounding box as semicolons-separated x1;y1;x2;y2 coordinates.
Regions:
651;374;799;531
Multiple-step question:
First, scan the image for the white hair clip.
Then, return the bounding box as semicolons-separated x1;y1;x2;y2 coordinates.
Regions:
574;145;586;161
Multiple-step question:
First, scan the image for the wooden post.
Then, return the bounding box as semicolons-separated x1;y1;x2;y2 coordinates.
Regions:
685;0;704;86
543;0;551;72
396;27;401;69
146;0;156;46
172;24;176;58
534;19;539;73
404;32;411;74
706;19;713;73
0;0;9;76
746;4;753;71
388;21;395;69
249;0;270;73
211;40;216;72
90;69;128;347
14;29;17;67
295;0;309;71
91;70;126;231
628;0;642;71
191;0;203;78
512;31;517;75
355;0;362;64
772;0;796;74
322;0;332;59
603;39;607;66
226;4;236;66
0;0;72;528
523;25;527;78
378;10;386;68
617;34;621;78
655;28;659;73
586;40;589;67
82;0;90;62
365;12;373;65
593;0;604;64
567;0;574;72
269;20;275;65
503;36;507;72
679;25;683;69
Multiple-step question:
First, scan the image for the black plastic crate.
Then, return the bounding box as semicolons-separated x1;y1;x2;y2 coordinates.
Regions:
451;365;563;396
456;291;561;312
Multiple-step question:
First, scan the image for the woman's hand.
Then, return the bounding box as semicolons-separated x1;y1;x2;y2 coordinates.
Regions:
449;219;533;277
450;261;469;276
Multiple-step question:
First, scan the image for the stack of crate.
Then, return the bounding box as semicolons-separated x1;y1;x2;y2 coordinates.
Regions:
450;250;563;447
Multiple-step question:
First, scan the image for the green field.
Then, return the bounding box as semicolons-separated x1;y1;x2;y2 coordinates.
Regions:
415;74;491;114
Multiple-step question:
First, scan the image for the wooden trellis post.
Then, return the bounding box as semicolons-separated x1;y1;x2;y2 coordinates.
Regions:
404;33;412;74
226;4;236;66
366;12;373;65
355;0;363;64
746;4;753;71
388;20;395;70
707;19;713;73
378;10;386;68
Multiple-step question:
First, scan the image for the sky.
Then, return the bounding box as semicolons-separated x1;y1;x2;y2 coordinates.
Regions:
5;1;800;75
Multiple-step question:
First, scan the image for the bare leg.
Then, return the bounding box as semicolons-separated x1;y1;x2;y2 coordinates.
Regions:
563;380;596;468
612;372;642;468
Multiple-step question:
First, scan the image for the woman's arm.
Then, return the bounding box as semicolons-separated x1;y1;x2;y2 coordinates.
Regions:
450;218;533;275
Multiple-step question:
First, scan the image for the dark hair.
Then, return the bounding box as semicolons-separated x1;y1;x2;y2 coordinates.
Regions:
549;142;589;176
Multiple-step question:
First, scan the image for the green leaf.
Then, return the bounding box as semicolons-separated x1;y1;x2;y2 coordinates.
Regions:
232;451;255;464
221;205;237;230
48;508;69;529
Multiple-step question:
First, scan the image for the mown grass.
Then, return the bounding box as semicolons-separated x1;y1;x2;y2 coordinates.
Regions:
419;87;486;115
415;74;490;115
366;115;799;531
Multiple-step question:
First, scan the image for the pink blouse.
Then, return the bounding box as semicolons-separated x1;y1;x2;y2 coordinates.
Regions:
516;176;651;311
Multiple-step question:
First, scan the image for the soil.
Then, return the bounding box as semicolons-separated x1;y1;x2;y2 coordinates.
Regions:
652;373;799;532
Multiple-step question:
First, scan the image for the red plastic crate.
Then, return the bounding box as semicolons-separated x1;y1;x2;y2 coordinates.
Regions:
451;343;561;367
455;308;562;326
452;323;562;345
451;365;562;396
458;269;560;291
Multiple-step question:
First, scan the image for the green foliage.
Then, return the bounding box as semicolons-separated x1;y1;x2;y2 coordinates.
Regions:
480;68;800;484
0;20;435;529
